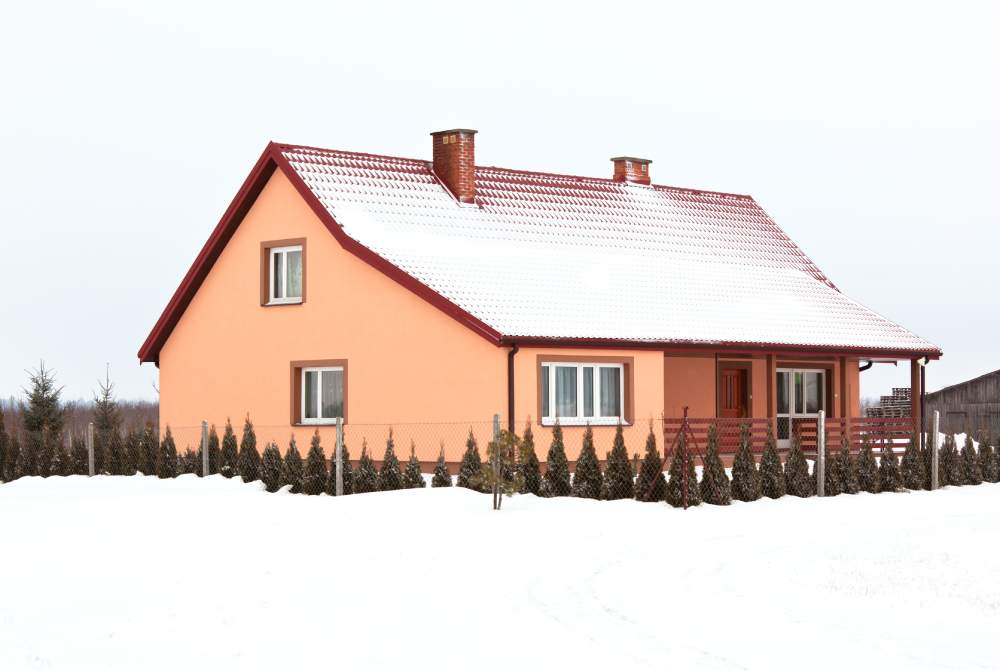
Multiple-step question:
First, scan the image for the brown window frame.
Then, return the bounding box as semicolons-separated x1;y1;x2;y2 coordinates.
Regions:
536;354;634;427
290;359;348;426
261;238;307;306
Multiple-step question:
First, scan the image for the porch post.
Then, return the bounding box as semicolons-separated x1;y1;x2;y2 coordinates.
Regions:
766;354;777;432
910;359;922;437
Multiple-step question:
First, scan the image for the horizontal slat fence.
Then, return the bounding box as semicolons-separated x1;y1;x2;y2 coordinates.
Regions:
661;418;771;455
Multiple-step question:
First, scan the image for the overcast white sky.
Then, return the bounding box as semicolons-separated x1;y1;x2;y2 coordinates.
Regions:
1;0;997;403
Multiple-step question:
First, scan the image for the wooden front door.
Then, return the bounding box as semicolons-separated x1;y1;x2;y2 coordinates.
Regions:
719;368;748;418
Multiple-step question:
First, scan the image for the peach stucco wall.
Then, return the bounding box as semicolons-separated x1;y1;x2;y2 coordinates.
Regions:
663;354;716;418
159;169;505;461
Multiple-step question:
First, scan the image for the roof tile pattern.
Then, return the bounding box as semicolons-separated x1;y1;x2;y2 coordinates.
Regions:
281;145;936;353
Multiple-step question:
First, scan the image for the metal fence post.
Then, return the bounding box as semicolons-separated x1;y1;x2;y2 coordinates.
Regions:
335;417;344;496
200;420;209;477
931;410;940;490
86;422;95;477
816;410;826;497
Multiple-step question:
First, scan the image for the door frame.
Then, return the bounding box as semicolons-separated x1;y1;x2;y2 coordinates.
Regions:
717;360;752;418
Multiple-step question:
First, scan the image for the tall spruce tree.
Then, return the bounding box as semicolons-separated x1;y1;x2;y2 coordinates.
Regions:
837;433;859;494
302;433;328;495
666;430;701;508
856;437;879;493
877;439;902;492
238;417;261;483
403;441;425;489
21;362;65;439
431;445;452;488
220;419;239;478
900;434;926;490
157;427;178;478
759;425;786;499
979;434;999;483
602;423;633;500
731;424;762;502
457;429;485;492
324;442;353;495
543;423;571;497
354;442;379;493
571;425;603;499
378;430;403;491
282;436;304;493
700;424;731;505
260;443;284;492
519;423;541;496
784;432;814;498
635;427;666;502
959;434;982;485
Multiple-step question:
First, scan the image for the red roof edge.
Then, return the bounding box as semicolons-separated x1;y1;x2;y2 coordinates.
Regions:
138;143;503;365
137;145;279;364
501;336;942;360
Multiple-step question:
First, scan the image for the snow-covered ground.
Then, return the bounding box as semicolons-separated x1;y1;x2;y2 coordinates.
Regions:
2;475;999;670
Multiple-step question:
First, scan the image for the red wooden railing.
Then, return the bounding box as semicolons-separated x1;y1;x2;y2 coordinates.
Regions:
662;416;915;456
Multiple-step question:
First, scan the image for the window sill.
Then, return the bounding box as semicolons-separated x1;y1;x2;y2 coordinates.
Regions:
540;418;629;427
265;298;303;307
296;419;343;427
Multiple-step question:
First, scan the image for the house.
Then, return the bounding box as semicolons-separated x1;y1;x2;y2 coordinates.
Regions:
138;129;941;465
924;369;1000;436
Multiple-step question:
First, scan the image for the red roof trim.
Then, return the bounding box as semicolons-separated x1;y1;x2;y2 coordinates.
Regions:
137;147;278;364
501;336;942;360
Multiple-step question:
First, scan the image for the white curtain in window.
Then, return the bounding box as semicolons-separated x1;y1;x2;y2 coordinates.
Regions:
555;366;577;418
304;370;318;419
599;367;621;417
321;370;343;418
286;250;302;298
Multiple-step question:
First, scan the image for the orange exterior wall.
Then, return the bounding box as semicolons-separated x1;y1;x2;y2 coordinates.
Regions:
663;354;716;418
511;348;665;463
158;169;505;462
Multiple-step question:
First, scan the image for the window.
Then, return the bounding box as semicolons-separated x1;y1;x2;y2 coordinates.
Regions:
539;361;627;426
261;239;305;306
301;367;343;424
291;359;347;425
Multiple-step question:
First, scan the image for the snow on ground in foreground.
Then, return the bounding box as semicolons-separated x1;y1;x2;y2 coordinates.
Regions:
2;476;999;670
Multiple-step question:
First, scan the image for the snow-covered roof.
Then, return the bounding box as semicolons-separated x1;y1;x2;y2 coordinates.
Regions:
280;145;937;355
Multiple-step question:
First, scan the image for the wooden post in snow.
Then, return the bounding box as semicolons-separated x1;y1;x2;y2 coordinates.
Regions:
200;420;209;477
931;410;940;490
86;422;95;477
335;417;344;497
816;410;826;497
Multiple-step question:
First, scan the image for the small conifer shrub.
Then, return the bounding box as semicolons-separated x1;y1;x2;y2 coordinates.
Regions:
302;432;328;495
0;409;8;482
543;423;571;497
282;436;304;493
700;424;731;505
759;425;786;499
480;429;523;510
571;425;603;499
431;445;452;488
959;434;982;485
519;423;541;496
260;443;284;492
822;430;843;497
379;431;404;491
206;425;221;475
634;427;666;502
666;430;701;508
457;430;484;491
939;433;961;486
238;417;261;483
157;427;178;478
784;432;814;498
856;437;879;493
324;441;353;495
403;441;426;489
124;427;141;476
979;434;999;483
355;441;379;494
602;423;633;500
730;424;761;502
220;419;239;479
140;423;158;476
180;448;199;474
69;434;88;476
900;434;926;490
878;439;902;492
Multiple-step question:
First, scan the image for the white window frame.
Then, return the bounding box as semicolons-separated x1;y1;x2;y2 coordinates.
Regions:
300;366;344;425
268;245;303;305
776;368;826;447
540;362;626;426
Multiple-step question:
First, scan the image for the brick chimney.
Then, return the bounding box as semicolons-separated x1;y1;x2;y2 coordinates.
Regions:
431;128;477;203
610;156;652;185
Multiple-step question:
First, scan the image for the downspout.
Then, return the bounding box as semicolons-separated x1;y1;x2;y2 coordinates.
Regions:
859;360;874;372
506;343;519;433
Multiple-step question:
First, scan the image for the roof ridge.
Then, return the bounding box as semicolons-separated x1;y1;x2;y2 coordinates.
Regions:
275;141;754;201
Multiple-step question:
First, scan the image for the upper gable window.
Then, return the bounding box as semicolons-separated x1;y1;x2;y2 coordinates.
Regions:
261;239;305;306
